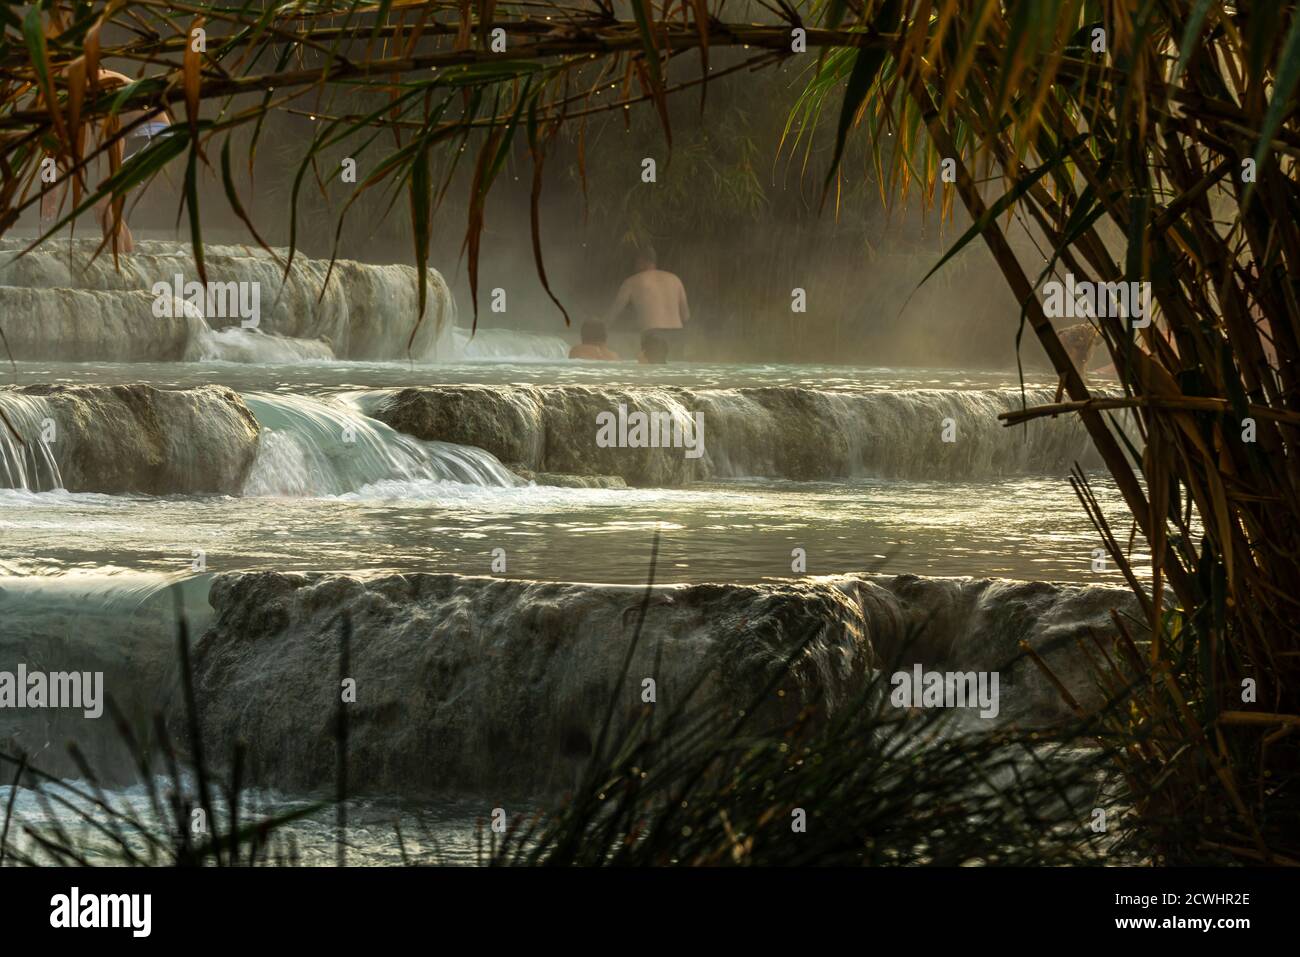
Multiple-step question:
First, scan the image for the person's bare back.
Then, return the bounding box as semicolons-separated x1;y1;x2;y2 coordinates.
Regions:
607;248;689;331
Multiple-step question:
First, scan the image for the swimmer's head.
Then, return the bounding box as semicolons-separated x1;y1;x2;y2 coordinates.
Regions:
635;245;657;271
580;319;608;345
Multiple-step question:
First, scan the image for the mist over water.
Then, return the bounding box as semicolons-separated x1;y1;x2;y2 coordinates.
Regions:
0;66;1123;860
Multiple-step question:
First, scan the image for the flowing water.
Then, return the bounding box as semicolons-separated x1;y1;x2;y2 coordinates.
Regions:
0;243;1148;864
1;359;1140;583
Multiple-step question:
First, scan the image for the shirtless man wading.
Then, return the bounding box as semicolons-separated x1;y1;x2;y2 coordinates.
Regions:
605;247;690;360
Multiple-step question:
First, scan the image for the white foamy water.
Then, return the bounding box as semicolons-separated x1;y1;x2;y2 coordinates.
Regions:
0;270;1138;864
241;392;519;497
0;777;498;866
0;473;1144;584
452;326;571;361
0;392;61;490
0;241;458;361
189;326;336;364
0;357;1142;580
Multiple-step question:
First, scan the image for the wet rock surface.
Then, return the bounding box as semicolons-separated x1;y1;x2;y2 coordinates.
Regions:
1;384;260;494
369;384;1108;485
180;570;1139;796
0;242;454;360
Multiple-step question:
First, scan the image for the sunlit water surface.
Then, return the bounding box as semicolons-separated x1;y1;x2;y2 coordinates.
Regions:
0;475;1141;584
1;356;1136;866
5;356;1056;392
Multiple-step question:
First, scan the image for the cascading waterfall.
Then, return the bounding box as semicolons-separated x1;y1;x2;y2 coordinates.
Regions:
0;385;521;496
368;384;1130;484
0;242;457;361
189;326;336;363
242;392;521;497
2;382;1127;495
694;386;1113;479
179;570;1139;793
451;326;571;361
0;392;62;490
0;570;212;781
0;565;1143;789
0;229;1151;863
181;299;337;364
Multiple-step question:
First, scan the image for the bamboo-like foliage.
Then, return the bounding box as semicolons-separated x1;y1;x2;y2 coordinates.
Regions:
787;0;1300;865
1;0;866;332
5;0;1299;862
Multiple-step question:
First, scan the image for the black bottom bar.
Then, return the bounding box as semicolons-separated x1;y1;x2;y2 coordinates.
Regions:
0;866;1286;943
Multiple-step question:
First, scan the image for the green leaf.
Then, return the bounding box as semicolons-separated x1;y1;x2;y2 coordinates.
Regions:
22;6;49;93
440;60;543;86
915;139;1079;290
407;137;431;354
630;0;663;87
1250;7;1300;180
184;144;207;286
822;0;902;202
1171;0;1216;85
220;137;274;258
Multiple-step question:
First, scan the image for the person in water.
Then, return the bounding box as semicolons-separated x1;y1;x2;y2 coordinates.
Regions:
568;319;620;360
39;69;173;252
638;330;669;365
606;246;690;360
